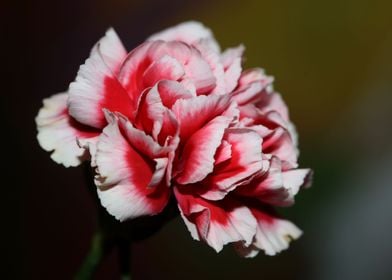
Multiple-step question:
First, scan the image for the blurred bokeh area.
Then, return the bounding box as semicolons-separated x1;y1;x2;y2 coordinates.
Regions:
3;0;392;279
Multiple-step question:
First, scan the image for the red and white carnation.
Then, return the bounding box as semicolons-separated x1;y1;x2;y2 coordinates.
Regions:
36;21;312;257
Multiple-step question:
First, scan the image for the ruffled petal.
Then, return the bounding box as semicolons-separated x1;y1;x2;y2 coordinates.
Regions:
174;188;257;253
184;46;216;94
282;168;313;201
236;205;302;257
235;157;312;207
142;55;185;87
256;92;289;122
157;80;194;109
198;129;264;200
36;92;99;167
171;94;232;140
221;45;244;93
175;113;234;185
263;127;298;169
77;137;100;167
193;40;226;95
95;111;170;221
234;68;274;106
235;157;287;205
119;41;215;98
147;21;220;53
134;83;179;145
173;97;238;184
68;29;132;128
91;28;127;74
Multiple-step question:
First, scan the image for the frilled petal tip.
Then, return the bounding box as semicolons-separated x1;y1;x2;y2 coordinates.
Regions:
147;21;221;53
36;92;99;167
235;209;303;257
175;188;257;253
68;28;131;129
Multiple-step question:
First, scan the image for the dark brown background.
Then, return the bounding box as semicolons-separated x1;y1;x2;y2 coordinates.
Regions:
3;0;392;279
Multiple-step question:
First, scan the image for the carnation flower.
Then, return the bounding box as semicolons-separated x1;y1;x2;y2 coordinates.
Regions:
36;21;312;257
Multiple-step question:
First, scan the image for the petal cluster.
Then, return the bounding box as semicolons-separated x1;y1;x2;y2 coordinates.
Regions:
36;21;312;257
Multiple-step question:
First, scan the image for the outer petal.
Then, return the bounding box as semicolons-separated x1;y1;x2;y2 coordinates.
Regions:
256;92;289;122
68;29;132;128
236;157;312;207
77;136;100;167
234;68;274;106
147;21;220;53
235;157;287;206
91;28;127;74
95;111;170;221
239;109;299;167
282;168;313;200
36;93;99;167
263;127;298;169
236;205;302;257
174;187;257;253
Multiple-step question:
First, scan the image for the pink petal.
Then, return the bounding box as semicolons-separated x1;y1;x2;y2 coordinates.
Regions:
198;129;264;200
233;68;274;106
193;40;226;95
95;111;170;221
182;46;216;95
173;98;238;184
239;109;299;164
117;42;154;103
68;29;132;128
221;45;244;93
256;92;289;122
175;114;234;185
263;127;298;169
116;111;180;187
282;168;313;199
238;68;269;86
174;188;257;252
157;80;195;109
149;41;216;94
171;94;232;140
236;205;302;257
236;157;312;207
214;140;232;165
142;55;185;87
119;41;215;98
147;21;220;53
235;157;289;206
91;28;127;74
134;83;179;145
115;112;173;159
36;93;99;167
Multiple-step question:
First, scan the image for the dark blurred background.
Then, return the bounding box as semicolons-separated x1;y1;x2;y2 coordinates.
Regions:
3;0;392;279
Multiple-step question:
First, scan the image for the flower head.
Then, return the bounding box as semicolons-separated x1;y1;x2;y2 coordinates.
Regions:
36;21;312;257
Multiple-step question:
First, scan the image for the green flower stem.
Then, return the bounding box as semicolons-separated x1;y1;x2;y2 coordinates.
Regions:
75;230;103;280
